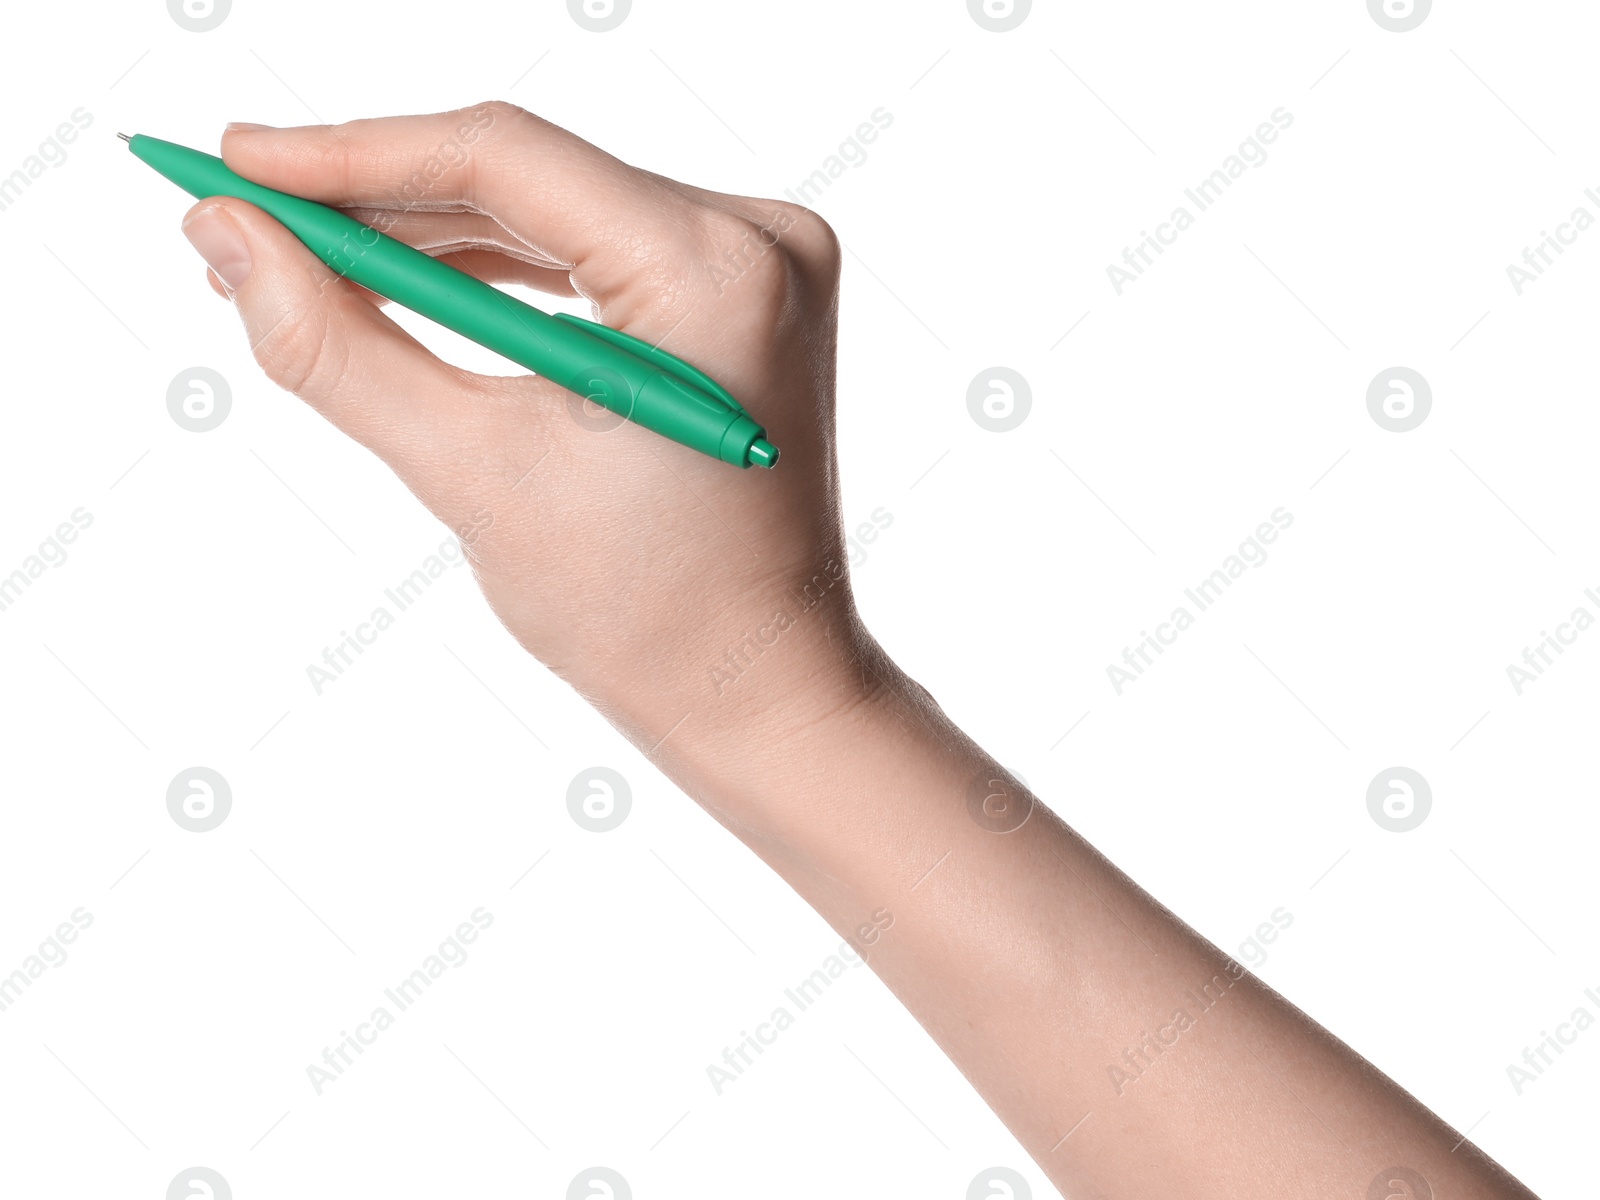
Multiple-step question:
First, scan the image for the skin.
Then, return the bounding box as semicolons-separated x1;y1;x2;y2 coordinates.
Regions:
180;102;1540;1199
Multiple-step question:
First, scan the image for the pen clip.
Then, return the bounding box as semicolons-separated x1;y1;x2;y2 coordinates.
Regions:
553;313;748;416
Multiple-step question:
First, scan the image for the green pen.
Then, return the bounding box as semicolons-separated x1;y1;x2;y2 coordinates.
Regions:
121;133;779;470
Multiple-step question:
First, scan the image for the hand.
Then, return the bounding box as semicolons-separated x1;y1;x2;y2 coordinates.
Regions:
183;101;868;762
178;104;1542;1200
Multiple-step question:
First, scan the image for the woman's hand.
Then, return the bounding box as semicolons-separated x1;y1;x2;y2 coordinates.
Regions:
184;101;868;767
179;103;1539;1200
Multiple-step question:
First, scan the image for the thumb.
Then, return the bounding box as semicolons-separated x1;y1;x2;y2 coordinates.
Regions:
180;198;507;489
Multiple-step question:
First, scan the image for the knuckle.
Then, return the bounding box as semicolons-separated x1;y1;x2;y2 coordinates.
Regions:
460;102;551;205
257;304;348;400
470;100;543;146
691;202;843;311
290;134;357;200
771;203;842;268
694;206;761;245
695;208;792;297
470;98;520;123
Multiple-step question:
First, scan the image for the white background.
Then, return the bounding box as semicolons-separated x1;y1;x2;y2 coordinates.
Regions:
0;1;1594;1196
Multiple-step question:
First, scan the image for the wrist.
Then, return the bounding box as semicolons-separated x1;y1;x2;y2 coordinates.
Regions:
600;582;886;822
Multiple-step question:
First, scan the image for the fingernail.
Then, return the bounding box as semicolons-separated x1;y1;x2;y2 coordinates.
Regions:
226;122;274;133
183;206;251;291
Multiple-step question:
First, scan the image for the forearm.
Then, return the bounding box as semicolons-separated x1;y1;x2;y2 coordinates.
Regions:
628;615;1536;1200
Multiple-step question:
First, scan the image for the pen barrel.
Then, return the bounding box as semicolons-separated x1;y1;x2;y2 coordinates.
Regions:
331;225;765;466
130;136;767;467
629;373;768;467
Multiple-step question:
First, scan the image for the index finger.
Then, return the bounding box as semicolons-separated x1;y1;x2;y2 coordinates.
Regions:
221;102;702;292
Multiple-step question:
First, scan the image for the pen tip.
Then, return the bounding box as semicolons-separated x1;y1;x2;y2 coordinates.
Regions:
747;438;779;469
117;132;132;143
